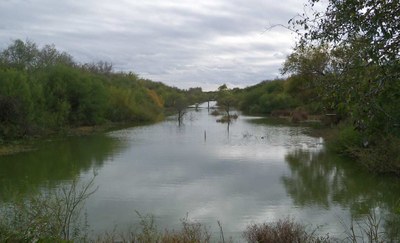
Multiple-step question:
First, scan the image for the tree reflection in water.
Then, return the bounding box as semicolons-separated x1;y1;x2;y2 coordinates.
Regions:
0;134;126;202
282;148;400;239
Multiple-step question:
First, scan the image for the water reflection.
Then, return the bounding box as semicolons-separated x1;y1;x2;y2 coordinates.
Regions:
283;149;400;214
0;134;126;201
1;105;399;240
282;149;400;237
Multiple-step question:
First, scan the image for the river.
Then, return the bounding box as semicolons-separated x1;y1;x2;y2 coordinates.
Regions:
1;102;399;241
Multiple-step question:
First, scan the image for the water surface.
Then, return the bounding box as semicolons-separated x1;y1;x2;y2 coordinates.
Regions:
1;103;399;240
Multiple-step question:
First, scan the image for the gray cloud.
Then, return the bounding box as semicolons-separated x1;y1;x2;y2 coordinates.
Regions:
0;0;306;90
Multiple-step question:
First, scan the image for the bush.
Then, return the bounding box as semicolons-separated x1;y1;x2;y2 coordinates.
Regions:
210;110;221;116
328;124;362;155
0;176;96;242
259;93;300;114
243;217;329;243
352;135;400;175
161;216;211;243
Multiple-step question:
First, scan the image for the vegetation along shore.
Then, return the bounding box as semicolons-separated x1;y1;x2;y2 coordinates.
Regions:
1;0;399;241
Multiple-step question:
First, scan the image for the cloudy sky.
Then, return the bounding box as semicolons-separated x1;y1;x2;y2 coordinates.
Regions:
0;0;309;90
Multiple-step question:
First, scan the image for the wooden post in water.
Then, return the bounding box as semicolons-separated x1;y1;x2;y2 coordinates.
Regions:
204;130;207;141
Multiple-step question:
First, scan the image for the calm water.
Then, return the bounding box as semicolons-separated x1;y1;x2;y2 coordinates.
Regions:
1;103;399;240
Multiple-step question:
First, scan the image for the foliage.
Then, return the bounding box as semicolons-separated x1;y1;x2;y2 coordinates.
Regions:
298;0;399;131
351;135;400;176
243;217;329;243
0;69;33;138
279;0;400;174
237;80;301;115
0;39;200;141
327;124;362;156
0;39;74;70
217;84;238;119
294;0;400;66
169;92;189;124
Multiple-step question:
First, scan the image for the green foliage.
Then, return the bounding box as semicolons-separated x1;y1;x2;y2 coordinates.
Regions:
0;39;74;71
0;40;196;140
0;69;35;138
41;65;108;126
217;84;238;119
351;135;400;175
238;80;301;115
259;92;298;114
328;124;362;156
283;0;400;173
299;0;400;66
0;39;39;70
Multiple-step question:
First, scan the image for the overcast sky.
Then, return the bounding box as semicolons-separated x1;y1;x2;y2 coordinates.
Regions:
0;0;309;91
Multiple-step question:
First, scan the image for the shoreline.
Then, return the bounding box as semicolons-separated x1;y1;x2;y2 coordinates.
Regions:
0;121;156;156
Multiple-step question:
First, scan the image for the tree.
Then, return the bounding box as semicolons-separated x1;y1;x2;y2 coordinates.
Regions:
283;0;400;172
217;84;236;119
37;44;74;68
82;61;113;75
292;0;400;136
281;44;346;116
0;39;39;70
170;93;188;125
297;0;400;66
0;69;35;138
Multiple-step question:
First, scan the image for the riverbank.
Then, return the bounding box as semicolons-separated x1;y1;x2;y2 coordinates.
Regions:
249;114;400;177
0;121;156;156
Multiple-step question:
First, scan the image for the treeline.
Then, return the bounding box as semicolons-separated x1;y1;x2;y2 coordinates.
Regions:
0;40;207;141
233;78;319;116
228;0;400;175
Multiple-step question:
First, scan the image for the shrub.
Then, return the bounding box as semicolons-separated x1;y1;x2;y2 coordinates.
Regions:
161;216;211;243
210;110;221;116
243;217;328;243
291;110;308;123
0;176;96;242
351;135;400;175
328;124;362;155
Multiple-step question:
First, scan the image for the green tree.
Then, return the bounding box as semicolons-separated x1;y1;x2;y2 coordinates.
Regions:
169;92;188;125
217;84;236;119
281;44;345;116
284;0;400;173
0;69;34;138
37;44;74;69
297;0;400;66
0;39;39;70
293;0;400;136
